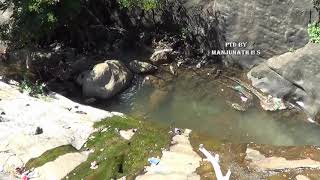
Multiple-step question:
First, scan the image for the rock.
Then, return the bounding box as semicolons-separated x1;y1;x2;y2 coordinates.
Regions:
119;129;136;140
136;129;201;179
248;43;320;118
77;60;133;99
245;148;320;171
155;0;317;67
33;152;88;180
0;80;119;174
128;60;158;74
150;48;174;65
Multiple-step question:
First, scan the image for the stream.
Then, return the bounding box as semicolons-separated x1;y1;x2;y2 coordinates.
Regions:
96;69;320;146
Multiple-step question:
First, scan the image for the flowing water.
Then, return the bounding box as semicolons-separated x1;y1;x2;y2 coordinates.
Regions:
102;71;320;146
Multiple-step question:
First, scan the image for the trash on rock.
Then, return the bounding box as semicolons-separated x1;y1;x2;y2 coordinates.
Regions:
174;128;182;135
148;157;160;165
90;161;98;170
260;95;286;111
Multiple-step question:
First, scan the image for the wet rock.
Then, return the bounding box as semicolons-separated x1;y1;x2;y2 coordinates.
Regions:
248;43;320;119
149;89;170;112
128;60;158;74
76;60;133;99
150;48;174;65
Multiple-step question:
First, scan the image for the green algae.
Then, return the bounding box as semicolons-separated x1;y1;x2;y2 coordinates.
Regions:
25;145;77;170
64;116;171;180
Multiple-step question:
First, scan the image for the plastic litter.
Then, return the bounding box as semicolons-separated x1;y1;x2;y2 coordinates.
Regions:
90;161;98;169
240;96;248;102
148;157;160;165
0;165;3;172
174;128;182;135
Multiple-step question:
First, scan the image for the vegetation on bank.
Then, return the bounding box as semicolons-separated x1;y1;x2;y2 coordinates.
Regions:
308;23;320;43
18;77;46;97
63;116;170;179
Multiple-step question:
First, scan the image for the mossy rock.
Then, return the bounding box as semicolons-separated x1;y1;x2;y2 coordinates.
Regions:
63;116;171;180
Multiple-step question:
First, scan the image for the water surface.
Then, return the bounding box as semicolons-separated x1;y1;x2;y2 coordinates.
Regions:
103;73;320;146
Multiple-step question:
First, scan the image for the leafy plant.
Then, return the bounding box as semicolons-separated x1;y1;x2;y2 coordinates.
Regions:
308;23;320;43
19;78;46;97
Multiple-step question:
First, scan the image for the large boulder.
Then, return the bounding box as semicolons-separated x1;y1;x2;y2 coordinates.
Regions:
248;43;320;120
0;80;120;175
155;0;317;67
77;60;133;99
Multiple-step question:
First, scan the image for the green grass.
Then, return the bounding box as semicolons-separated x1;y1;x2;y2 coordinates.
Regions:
25;145;77;170
64;116;171;180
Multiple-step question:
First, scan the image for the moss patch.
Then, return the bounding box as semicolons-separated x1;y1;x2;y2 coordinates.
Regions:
25;145;77;170
64;116;171;180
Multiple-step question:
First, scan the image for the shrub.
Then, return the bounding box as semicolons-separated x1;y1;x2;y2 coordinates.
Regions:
19;78;46;97
308;23;320;43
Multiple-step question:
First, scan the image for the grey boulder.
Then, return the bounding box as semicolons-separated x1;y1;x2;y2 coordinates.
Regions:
77;60;133;99
129;60;158;74
248;43;320;120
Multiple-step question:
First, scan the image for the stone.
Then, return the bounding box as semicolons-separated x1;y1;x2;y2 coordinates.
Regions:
245;148;320;171
33;152;88;180
150;48;174;65
128;60;158;74
77;60;133;99
0;80;119;174
119;129;136;140
248;43;320;119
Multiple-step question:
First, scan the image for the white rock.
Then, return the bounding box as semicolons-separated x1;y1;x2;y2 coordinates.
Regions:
33;152;88;180
119;129;136;140
245;148;320;171
0;81;117;174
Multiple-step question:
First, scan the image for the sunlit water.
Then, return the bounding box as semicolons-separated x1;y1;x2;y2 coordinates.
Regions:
102;74;320;146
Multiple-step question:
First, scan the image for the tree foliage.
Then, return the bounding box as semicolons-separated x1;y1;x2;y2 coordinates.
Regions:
0;0;81;46
0;0;161;48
